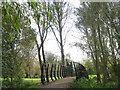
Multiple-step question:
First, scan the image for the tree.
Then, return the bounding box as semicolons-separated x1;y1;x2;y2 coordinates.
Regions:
50;2;70;66
27;2;54;84
24;56;40;78
2;2;36;88
75;2;119;83
45;51;57;63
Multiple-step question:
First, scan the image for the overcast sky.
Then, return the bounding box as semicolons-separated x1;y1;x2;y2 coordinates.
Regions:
31;0;88;63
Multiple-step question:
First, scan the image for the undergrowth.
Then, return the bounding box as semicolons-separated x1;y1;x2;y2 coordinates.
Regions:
70;77;117;88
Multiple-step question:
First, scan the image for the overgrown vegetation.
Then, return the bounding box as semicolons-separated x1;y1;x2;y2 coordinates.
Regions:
75;2;120;86
70;77;117;88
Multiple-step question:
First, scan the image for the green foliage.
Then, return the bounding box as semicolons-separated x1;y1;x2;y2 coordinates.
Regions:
70;77;117;88
75;2;119;83
2;2;36;88
88;75;97;79
83;60;95;75
24;57;40;78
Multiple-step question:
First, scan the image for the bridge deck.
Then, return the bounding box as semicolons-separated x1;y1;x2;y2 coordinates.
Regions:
40;77;76;88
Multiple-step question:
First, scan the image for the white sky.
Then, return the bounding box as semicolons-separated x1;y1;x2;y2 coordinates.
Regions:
31;0;88;63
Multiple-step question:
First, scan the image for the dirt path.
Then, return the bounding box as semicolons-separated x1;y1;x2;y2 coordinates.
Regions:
40;77;76;88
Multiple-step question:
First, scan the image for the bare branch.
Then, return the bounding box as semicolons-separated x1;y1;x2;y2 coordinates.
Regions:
50;26;60;44
63;23;73;46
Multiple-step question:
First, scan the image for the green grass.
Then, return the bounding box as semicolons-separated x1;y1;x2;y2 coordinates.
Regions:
20;78;41;88
2;77;63;88
20;77;62;88
70;76;117;88
24;78;41;81
1;78;41;88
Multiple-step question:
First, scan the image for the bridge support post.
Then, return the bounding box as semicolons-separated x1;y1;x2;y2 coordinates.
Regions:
60;65;62;78
50;64;54;81
53;64;57;80
57;65;60;79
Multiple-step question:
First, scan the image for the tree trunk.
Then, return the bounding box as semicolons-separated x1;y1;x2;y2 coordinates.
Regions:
97;22;109;83
41;37;48;83
41;37;46;64
46;64;49;82
41;64;44;84
57;3;65;66
58;11;65;77
60;28;65;66
36;46;44;84
86;28;101;82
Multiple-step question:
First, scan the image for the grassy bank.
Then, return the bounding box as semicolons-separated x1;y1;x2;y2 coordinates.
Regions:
70;75;117;88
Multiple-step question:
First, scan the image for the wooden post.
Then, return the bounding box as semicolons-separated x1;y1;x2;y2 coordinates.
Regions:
61;65;63;77
70;62;73;76
54;64;57;80
57;65;60;79
60;65;62;78
62;65;65;77
50;64;54;81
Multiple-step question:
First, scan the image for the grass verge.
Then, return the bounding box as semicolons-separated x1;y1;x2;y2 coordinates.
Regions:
20;77;62;88
70;76;117;88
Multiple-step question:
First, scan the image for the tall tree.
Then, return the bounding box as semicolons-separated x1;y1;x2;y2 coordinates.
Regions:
27;2;53;83
2;2;35;88
75;2;119;83
50;2;70;66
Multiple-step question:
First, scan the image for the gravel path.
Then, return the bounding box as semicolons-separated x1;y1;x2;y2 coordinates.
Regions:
40;77;76;88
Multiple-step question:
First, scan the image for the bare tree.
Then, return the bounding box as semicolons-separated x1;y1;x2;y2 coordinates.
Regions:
50;2;70;66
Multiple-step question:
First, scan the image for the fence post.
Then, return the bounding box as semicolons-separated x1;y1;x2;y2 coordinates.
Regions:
57;65;60;79
50;64;54;81
62;65;65;77
60;65;62;78
54;64;57;80
70;61;73;76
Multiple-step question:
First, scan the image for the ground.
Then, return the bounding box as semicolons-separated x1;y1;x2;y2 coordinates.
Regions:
40;77;76;88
